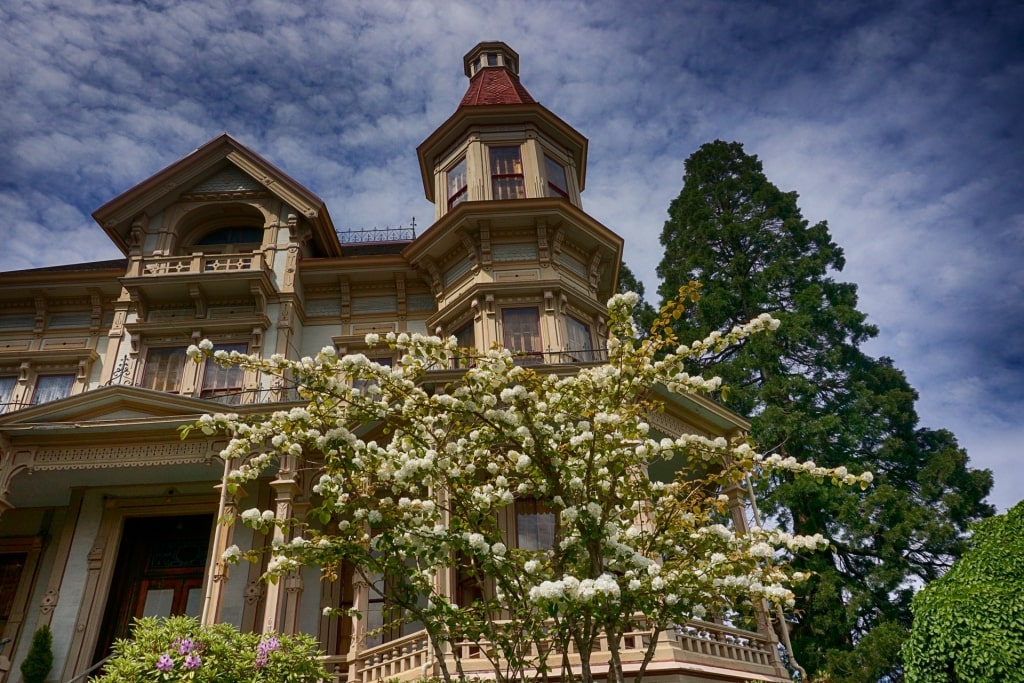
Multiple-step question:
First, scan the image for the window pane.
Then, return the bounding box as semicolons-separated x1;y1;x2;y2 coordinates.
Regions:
516;500;555;551
0;376;15;414
545;155;569;198
32;374;75;404
502;308;542;361
490;147;522;175
201;343;248;402
142;348;186;393
447;158;468;209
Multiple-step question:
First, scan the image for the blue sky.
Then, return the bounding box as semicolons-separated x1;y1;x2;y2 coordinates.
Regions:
1;0;1021;510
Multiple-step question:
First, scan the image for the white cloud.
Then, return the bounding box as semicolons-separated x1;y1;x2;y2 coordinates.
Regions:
0;0;1021;511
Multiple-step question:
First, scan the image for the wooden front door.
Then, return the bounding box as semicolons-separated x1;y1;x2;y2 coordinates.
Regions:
93;514;213;664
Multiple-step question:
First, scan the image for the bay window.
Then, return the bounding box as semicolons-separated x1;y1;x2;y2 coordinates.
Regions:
501;307;542;362
565;315;594;362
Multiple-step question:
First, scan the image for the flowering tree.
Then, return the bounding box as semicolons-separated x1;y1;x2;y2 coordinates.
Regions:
185;288;870;683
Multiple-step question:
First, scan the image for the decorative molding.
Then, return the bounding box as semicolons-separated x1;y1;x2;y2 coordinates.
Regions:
537;219;550;267
395;274;407;322
244;579;264;605
478;221;492;269
29;441;215;472
647;410;707;439
39;589;59;615
339;278;351;323
458;230;479;272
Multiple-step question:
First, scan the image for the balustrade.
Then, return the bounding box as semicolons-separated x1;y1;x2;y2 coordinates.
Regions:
132;251;265;277
340;618;785;683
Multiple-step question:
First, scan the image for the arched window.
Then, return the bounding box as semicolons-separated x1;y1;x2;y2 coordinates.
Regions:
194;226;264;246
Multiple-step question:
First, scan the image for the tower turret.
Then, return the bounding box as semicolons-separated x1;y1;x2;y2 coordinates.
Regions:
417;41;588;219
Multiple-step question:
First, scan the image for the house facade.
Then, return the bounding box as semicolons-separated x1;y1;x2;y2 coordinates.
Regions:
0;43;791;683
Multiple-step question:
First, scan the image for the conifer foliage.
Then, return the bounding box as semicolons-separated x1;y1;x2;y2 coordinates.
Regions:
20;625;53;683
656;140;994;680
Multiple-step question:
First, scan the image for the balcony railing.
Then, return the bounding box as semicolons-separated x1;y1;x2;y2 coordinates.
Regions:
320;619;786;683
429;347;609;372
337;225;417;245
129;251;266;277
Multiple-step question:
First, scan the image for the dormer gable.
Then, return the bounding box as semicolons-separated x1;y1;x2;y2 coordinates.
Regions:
92;134;342;260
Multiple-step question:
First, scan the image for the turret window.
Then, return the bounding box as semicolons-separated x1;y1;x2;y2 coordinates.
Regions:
544;155;569;199
447;157;468;209
490;147;526;200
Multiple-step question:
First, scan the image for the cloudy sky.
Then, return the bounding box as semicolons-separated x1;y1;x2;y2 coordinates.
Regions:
1;0;1021;510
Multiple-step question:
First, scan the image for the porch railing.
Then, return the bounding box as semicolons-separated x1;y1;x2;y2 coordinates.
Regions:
332;619;786;683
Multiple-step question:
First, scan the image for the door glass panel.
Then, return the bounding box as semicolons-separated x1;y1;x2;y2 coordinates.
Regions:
142;588;175;617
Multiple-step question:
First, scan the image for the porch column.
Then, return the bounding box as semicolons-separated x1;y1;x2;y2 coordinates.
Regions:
200;461;240;626
262;453;301;634
346;577;369;683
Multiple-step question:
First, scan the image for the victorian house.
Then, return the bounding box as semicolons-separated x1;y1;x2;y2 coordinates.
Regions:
0;43;791;683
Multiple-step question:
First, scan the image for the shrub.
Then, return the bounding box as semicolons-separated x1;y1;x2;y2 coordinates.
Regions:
20;625;53;683
90;616;325;683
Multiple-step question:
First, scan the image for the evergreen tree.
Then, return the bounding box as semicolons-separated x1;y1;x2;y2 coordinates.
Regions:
656;140;994;680
20;624;53;683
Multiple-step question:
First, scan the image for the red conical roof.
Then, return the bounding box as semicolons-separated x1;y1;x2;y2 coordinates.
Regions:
459;67;536;107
